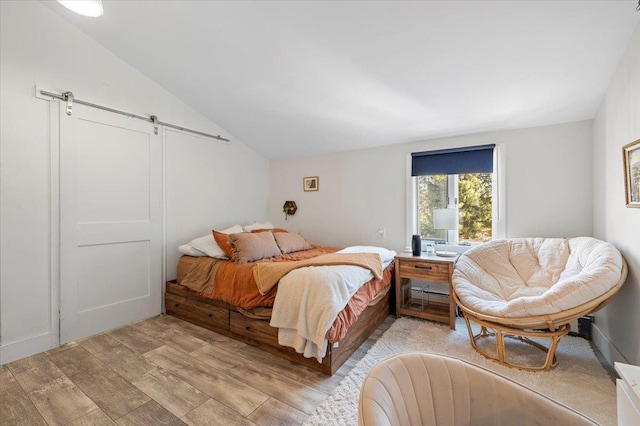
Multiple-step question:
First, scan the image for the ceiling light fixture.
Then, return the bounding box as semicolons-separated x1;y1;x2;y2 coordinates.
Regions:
57;0;104;18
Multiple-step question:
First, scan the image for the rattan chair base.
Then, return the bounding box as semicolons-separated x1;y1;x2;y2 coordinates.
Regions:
461;313;570;371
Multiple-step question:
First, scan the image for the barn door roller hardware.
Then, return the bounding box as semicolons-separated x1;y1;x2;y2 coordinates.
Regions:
44;90;230;142
63;91;74;116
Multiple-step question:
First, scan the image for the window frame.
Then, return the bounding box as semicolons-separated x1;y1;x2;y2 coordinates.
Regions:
405;144;506;253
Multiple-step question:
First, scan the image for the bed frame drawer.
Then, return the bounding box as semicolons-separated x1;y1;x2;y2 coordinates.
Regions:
230;311;278;346
164;277;392;375
165;293;229;331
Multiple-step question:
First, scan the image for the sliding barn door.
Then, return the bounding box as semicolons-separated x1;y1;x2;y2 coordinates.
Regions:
59;105;162;344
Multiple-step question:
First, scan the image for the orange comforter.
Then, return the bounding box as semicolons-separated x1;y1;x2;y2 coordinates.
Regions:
176;247;394;343
179;246;336;308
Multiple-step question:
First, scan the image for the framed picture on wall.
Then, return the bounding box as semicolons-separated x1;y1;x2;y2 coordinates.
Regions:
303;176;319;192
623;139;640;208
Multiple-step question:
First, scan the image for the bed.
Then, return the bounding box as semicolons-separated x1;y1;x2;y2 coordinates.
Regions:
164;230;395;375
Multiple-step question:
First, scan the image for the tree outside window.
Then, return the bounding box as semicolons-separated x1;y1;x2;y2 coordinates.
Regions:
417;173;492;243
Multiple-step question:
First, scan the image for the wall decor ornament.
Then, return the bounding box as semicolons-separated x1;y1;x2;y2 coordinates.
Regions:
623;139;640;208
283;201;297;220
303;176;319;192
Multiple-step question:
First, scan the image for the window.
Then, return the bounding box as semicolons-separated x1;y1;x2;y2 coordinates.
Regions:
417;173;492;244
417;174;447;240
411;145;497;247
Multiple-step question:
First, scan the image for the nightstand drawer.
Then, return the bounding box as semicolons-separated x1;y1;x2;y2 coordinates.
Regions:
399;259;449;281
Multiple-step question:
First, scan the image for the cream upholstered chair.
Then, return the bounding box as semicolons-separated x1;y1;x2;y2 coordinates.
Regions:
452;237;627;370
358;352;596;426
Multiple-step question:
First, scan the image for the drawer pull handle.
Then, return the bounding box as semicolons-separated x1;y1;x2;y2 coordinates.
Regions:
415;265;433;270
208;314;212;318
174;303;180;307
245;326;251;331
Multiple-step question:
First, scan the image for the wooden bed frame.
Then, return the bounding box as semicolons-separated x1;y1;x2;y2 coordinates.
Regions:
165;280;393;375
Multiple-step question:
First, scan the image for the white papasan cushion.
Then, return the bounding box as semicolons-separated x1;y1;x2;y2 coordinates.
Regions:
452;237;623;318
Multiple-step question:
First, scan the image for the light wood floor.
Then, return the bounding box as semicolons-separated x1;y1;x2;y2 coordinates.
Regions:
0;314;394;426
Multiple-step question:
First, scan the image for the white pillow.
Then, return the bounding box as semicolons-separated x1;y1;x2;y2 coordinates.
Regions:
178;244;206;257
243;221;274;232
337;245;398;264
188;224;244;258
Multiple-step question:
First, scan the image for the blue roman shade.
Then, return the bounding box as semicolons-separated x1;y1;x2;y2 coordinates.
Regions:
411;144;495;176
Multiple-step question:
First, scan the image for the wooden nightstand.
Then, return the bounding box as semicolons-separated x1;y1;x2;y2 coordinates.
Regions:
394;253;457;329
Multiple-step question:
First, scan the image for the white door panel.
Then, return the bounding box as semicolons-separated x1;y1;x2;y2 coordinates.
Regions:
60;105;162;344
76;241;151;311
76;119;150;223
76;222;151;246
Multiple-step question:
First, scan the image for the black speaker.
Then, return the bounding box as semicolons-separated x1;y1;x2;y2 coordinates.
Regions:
412;234;421;256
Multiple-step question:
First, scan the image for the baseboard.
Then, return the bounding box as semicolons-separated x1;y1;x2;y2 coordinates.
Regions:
0;332;54;365
592;323;628;368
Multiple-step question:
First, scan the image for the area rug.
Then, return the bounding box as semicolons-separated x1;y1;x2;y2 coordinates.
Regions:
304;317;616;426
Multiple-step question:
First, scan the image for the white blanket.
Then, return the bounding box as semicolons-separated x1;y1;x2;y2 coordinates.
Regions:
270;246;395;362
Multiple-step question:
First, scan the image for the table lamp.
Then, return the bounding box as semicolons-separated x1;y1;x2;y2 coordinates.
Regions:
433;208;458;257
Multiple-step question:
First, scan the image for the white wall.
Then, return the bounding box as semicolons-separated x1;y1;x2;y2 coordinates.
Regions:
592;24;640;366
269;120;593;252
165;130;268;281
0;1;269;364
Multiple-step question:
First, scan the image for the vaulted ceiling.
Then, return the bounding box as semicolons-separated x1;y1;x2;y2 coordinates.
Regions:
47;1;639;159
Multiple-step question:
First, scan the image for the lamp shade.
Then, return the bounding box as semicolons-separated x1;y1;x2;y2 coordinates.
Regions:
433;208;458;230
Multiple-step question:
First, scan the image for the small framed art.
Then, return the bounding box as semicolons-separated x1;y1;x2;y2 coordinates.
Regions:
303;176;319;192
623;139;640;208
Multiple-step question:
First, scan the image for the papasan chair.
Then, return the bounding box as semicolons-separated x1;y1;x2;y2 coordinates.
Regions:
452;237;627;371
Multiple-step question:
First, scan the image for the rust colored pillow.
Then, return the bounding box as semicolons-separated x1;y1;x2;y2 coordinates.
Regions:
213;230;236;259
251;228;288;234
274;232;311;254
229;231;283;263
